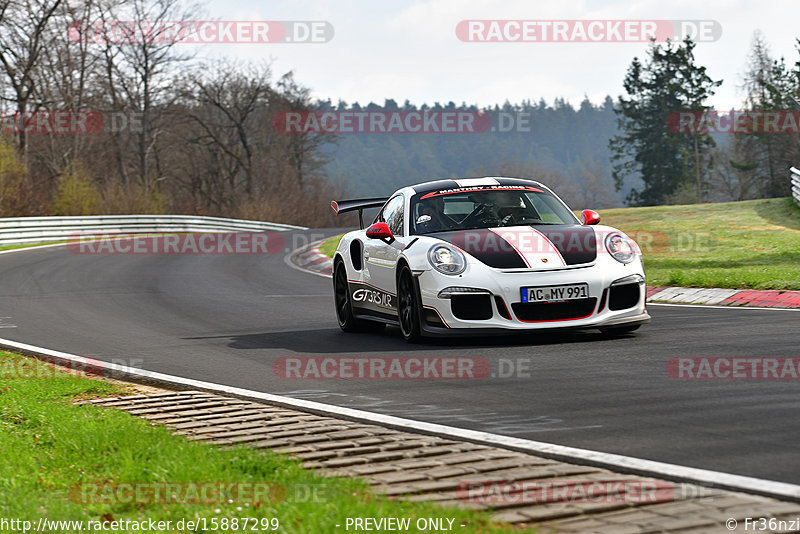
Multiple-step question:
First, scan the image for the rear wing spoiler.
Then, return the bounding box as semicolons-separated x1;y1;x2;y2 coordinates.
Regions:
330;197;388;228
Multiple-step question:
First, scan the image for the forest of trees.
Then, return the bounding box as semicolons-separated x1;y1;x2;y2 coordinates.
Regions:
325;34;800;209
317;97;624;209
0;0;339;226
1;0;799;224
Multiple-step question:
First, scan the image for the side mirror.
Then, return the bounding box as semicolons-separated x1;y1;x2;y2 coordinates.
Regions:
581;209;601;225
366;222;394;240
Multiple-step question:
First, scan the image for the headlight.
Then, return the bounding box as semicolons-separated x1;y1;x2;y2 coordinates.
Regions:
428;244;466;275
605;233;635;264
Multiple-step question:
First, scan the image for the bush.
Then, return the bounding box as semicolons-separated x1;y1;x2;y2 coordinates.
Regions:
52;163;102;215
0;136;30;216
100;181;169;215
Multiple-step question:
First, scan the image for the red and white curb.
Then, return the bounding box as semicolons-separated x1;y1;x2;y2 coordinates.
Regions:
287;240;332;277
647;286;800;309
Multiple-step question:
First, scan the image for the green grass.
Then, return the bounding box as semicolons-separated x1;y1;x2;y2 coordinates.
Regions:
317;234;343;258
0;352;530;533
600;197;800;290
317;198;800;290
0;241;62;251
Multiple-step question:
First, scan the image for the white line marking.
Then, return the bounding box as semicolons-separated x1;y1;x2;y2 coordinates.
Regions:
0;242;68;255
0;336;798;502
648;302;800;312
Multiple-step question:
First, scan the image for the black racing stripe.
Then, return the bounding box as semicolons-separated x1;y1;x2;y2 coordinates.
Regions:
432;230;527;269
411;179;460;194
534;225;597;265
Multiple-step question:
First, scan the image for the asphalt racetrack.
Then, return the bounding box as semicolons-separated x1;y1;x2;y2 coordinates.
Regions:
1;230;799;484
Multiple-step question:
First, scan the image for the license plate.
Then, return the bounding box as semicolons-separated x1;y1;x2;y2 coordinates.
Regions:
521;283;588;303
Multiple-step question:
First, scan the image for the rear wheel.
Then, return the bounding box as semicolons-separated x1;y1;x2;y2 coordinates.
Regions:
397;266;422;343
333;261;358;332
333;261;385;333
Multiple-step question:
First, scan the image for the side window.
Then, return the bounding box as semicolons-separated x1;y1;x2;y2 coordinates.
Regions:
381;195;405;236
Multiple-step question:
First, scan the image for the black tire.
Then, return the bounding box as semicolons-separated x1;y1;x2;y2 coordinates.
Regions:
333;260;385;333
599;324;641;337
397;266;422;343
333;261;358;332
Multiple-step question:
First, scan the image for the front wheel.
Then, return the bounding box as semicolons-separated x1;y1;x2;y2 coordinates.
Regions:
397;266;422;343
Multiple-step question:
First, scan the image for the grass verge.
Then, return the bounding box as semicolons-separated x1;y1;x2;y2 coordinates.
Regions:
0;351;530;533
317;234;343;258
0;242;62;252
601;197;800;290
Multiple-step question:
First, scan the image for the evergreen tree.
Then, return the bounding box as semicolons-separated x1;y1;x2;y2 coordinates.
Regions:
735;32;800;197
610;38;721;205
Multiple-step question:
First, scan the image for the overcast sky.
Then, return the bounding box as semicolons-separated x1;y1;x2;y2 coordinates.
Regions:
202;0;800;110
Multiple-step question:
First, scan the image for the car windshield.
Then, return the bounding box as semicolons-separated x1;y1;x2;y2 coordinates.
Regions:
410;185;579;235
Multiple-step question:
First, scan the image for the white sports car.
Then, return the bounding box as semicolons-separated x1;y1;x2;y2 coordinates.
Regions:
330;177;650;342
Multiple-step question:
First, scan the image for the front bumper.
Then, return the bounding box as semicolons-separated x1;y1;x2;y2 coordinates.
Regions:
416;258;649;334
419;312;650;337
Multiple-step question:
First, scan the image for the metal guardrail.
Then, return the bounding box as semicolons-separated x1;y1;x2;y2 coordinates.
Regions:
792;167;800;207
0;215;306;245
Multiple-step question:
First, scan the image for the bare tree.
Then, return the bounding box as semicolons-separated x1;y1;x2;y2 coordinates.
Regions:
183;61;276;202
275;71;332;188
707;143;761;202
94;0;199;192
0;0;64;153
736;31;800;197
171;62;336;217
0;0;350;222
34;0;107;176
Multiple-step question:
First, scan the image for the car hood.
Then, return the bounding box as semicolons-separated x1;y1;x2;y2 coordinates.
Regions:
429;225;597;269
